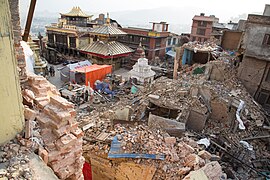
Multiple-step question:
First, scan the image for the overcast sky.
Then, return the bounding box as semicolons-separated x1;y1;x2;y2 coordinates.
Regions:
20;0;268;14
19;0;269;28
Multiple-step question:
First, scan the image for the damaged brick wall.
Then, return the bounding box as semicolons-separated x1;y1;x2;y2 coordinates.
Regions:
7;1;84;178
8;0;27;84
238;56;267;96
26;74;84;179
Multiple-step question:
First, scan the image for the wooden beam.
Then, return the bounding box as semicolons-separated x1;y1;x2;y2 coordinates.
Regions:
22;0;37;41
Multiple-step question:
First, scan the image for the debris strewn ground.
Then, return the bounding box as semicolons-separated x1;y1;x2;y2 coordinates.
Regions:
79;58;270;179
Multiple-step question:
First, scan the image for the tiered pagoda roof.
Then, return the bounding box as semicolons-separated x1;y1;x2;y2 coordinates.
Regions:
89;13;126;36
60;7;92;18
90;25;127;36
80;41;133;59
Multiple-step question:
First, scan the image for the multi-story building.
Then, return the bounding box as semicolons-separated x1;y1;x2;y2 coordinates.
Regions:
166;33;181;52
118;22;170;61
190;13;218;42
238;5;270;111
45;7;93;63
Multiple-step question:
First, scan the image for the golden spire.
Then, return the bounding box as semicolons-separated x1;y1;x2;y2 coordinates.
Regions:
106;12;110;25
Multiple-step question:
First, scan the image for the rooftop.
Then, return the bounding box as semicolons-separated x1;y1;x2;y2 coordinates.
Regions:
90;24;127;36
80;41;133;58
60;7;92;18
193;15;216;22
213;22;237;30
90;13;127;36
124;27;152;32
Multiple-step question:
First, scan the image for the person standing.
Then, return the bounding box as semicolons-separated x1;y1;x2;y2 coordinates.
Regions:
49;66;53;77
51;66;55;77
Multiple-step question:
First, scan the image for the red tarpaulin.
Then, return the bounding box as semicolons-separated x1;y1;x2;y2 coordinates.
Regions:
74;64;112;88
83;162;92;180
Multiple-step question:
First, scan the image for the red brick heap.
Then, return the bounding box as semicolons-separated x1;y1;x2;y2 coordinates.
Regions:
27;73;60;108
37;96;84;179
25;73;84;179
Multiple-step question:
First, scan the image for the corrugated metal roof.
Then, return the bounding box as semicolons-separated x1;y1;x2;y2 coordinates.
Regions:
61;7;92;18
213;23;238;30
80;41;133;56
90;25;127;36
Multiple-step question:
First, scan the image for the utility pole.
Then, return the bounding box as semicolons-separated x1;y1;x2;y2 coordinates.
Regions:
22;0;37;41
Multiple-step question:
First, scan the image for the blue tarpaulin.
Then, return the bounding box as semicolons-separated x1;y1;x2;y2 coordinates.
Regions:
166;50;176;58
108;135;165;160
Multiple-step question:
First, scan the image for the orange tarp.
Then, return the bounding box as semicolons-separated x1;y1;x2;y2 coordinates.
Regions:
74;64;112;88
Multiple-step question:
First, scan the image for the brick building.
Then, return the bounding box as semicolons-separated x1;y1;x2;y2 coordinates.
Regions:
238;5;270;111
118;22;170;61
190;13;218;42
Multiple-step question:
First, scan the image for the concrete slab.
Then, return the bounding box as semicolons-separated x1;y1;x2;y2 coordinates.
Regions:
148;114;185;136
186;109;209;132
28;153;58;180
115;107;130;121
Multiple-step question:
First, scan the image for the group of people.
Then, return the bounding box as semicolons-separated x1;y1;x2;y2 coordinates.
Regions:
44;66;55;78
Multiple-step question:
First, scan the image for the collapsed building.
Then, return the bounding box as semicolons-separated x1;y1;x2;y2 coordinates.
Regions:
238;5;270;113
78;60;270;179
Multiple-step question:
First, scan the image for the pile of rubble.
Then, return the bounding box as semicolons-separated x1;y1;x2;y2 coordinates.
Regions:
182;41;219;52
0;136;33;179
80;60;269;179
20;72;85;179
82;118;225;179
37;96;84;179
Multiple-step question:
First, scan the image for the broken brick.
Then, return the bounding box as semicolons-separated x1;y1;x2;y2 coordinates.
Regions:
178;167;191;176
71;127;84;138
24;107;36;121
55;133;77;151
165;137;176;145
198;150;212;160
38;147;49;165
184;154;200;168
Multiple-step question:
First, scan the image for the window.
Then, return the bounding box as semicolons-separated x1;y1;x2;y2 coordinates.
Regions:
167;38;172;45
197;28;206;36
48;34;54;43
155;50;160;56
262;34;270;45
257;89;270;105
155;38;161;48
69;37;76;48
197;21;207;27
172;38;176;45
129;35;135;42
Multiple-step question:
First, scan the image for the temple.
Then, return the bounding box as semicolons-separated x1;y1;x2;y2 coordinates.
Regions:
45;7;93;64
79;14;133;70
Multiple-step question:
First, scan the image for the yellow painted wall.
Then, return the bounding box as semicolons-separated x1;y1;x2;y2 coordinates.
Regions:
0;0;24;144
78;37;90;48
